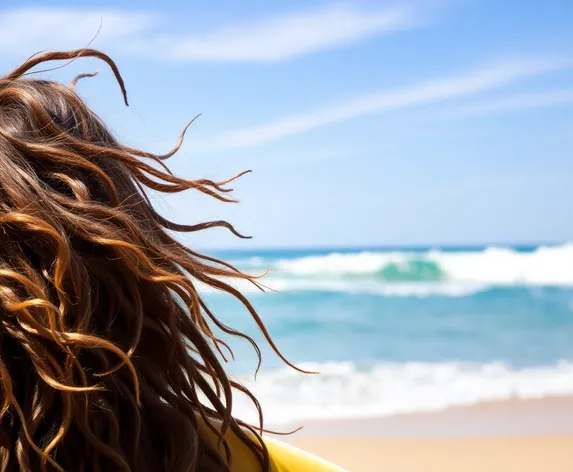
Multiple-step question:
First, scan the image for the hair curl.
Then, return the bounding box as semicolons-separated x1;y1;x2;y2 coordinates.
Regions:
0;48;294;471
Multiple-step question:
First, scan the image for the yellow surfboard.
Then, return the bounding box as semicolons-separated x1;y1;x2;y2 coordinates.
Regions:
203;421;347;471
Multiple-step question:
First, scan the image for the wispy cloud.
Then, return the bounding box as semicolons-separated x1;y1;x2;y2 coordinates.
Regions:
218;59;568;149
0;4;426;62
0;8;152;56
127;4;423;62
438;89;573;118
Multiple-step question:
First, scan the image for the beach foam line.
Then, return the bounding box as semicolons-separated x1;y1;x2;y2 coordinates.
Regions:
230;360;573;424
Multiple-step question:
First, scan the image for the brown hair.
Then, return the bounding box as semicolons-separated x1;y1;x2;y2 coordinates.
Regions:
0;49;292;471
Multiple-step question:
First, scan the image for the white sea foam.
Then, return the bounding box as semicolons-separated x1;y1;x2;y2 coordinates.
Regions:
273;244;573;286
230;360;573;424
198;278;487;297
430;245;573;285
277;251;408;275
265;279;485;296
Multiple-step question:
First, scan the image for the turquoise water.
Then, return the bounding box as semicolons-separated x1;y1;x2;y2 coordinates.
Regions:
201;244;573;423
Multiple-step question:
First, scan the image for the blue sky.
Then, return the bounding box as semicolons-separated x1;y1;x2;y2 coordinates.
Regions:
0;1;571;248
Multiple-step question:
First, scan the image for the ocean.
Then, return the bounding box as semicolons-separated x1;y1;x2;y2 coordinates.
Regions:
201;244;573;425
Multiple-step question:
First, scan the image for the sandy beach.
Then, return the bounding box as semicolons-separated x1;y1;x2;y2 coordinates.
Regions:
286;436;572;472
279;397;573;471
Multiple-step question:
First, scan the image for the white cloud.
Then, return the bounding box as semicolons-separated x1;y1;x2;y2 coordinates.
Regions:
0;4;427;62
218;59;568;149
0;8;152;56
125;4;423;62
439;90;573;118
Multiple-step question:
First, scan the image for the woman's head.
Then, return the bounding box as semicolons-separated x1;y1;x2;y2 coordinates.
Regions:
0;49;285;471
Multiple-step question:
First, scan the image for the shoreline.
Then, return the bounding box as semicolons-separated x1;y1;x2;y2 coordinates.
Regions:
276;396;573;438
274;397;573;471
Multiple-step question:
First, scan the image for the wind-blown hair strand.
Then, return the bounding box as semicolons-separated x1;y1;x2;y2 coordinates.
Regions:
0;48;293;472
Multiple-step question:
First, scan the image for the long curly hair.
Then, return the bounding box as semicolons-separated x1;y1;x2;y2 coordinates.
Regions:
0;49;293;471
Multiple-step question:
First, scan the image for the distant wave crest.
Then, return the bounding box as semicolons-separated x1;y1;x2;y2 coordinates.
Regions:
201;244;573;297
272;244;573;286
